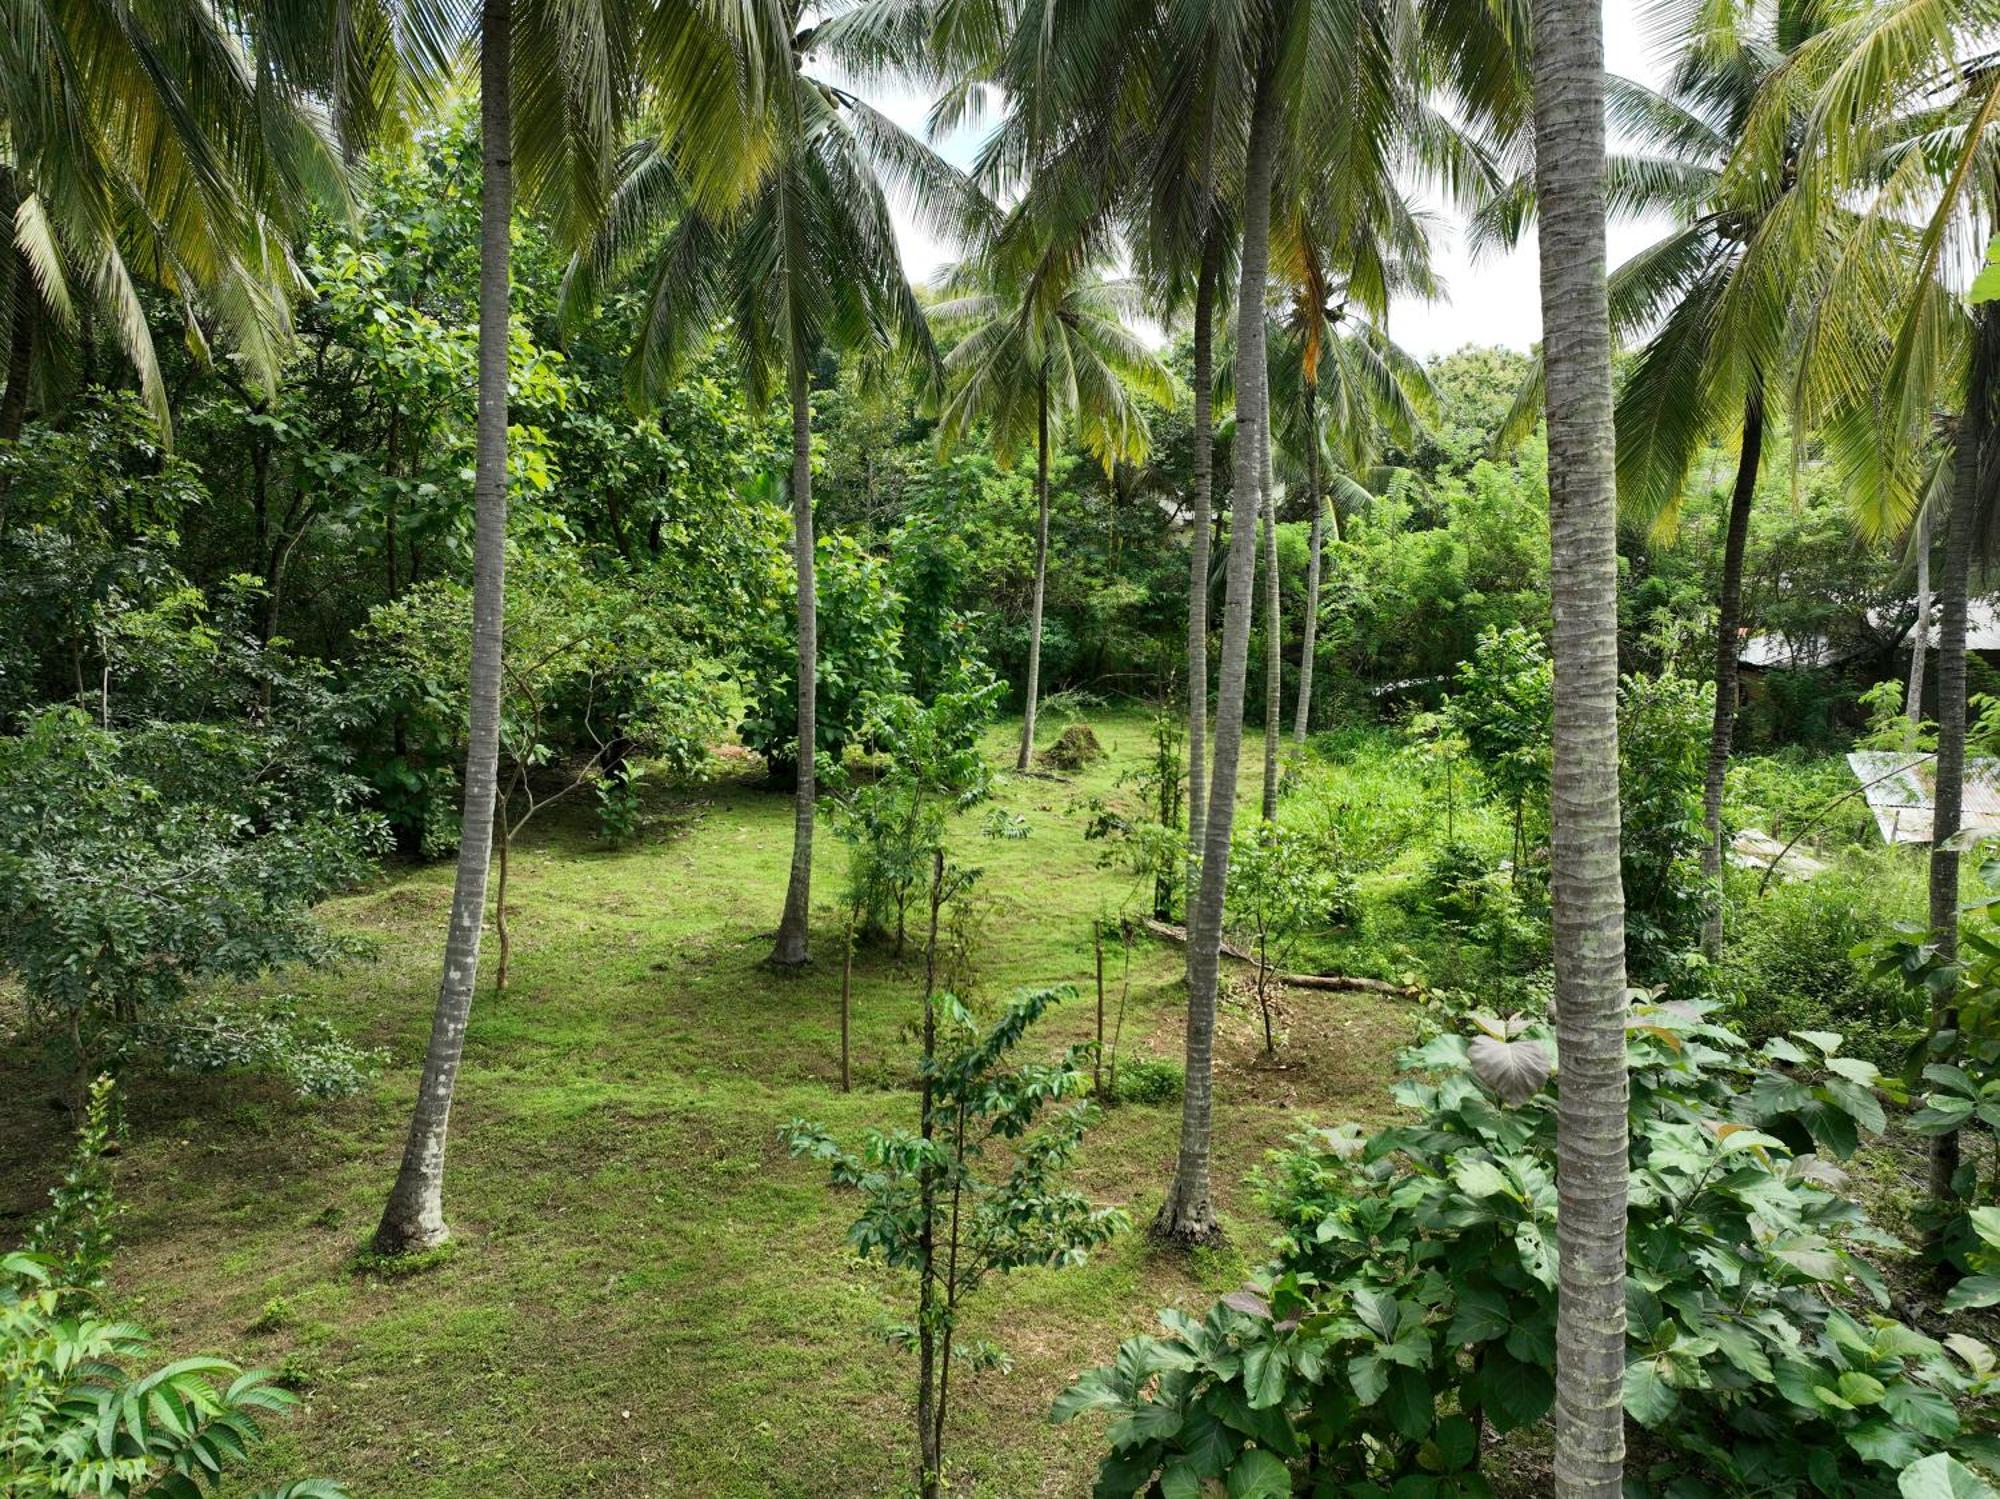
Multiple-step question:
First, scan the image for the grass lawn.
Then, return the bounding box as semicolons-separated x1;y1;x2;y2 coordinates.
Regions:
0;708;1417;1497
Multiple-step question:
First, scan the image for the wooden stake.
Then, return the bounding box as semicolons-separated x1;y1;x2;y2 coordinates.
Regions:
1093;921;1106;1098
840;909;854;1093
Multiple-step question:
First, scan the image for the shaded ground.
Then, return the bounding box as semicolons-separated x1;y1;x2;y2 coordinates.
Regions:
0;711;1414;1497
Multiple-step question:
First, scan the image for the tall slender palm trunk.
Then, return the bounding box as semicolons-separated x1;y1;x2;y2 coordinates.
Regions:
374;0;512;1256
1185;236;1220;923
1259;397;1281;820
1292;384;1323;742
1699;390;1764;958
1927;314;1994;1205
1018;375;1053;772
1530;0;1630;1488
1907;507;1932;732
1157;56;1277;1247
771;355;819;966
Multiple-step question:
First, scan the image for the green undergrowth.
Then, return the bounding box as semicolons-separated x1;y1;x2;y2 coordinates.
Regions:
0;710;1944;1495
0;709;1408;1498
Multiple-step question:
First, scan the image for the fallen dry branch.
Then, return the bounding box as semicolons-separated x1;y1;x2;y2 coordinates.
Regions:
1141;919;1420;998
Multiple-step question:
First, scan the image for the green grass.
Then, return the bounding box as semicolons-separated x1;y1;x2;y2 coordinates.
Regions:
0;709;1413;1498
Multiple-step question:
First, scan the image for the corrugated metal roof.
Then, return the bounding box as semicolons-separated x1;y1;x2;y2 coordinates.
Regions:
1738;598;2000;670
1845;751;2000;844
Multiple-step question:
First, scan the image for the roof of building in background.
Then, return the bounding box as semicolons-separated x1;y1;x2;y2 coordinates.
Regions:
1846;751;2000;844
1739;597;2000;671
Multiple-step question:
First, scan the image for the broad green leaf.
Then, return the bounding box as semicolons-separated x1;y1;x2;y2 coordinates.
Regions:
1383;1366;1433;1441
1900;1452;1999;1498
1244;1343;1289;1410
1446;1288;1511;1345
1624;1359;1678;1428
1451;1159;1513;1199
1226;1447;1292;1499
1944;1275;2000;1313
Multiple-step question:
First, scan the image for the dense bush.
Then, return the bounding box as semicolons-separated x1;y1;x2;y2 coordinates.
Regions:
1058;1001;1998;1496
1723;867;1924;1072
741;533;907;779
0;708;383;1074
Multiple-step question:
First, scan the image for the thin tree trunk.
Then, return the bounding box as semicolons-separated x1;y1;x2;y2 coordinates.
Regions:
1530;0;1631;1488
1185;233;1220;931
840;907;854;1092
1908;507;1933;735
1928;318;1992;1207
1094;921;1105;1097
1293;383;1322;742
493;810;511;993
373;0;512;1256
1018;374;1052;771
1259;401;1280;821
915;851;945;1498
1156;55;1277;1248
770;356;818;965
1699;391;1763;958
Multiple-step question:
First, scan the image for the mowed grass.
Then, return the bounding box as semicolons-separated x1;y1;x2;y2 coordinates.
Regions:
0;709;1414;1498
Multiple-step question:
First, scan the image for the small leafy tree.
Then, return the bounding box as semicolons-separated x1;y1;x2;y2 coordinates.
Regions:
1082;711;1188;922
1617;664;1710;975
3;1078;346;1497
362;547;732;986
829;658;1002;954
784;857;1126;1499
1226;822;1345;1056
0;708;383;1082
1446;625;1553;883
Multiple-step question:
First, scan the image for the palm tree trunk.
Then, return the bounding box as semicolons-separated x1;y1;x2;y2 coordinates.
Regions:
1186;234;1220;923
1292;384;1322;742
770;354;818;966
1259;397;1281;821
1927;315;1993;1206
1530;0;1630;1488
374;0;513;1256
1156;56;1277;1248
1018;374;1052;772
1699;390;1763;958
1908;507;1933;734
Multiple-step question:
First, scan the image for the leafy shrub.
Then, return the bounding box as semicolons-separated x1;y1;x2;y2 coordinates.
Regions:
1110;1054;1184;1106
121;996;385;1101
0;709;384;1069
3;1079;348;1497
1058;1001;2000;1496
1724;867;1922;1073
741;533;906;777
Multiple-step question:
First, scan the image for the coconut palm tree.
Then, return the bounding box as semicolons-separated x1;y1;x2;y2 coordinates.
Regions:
933;246;1174;771
0;0;375;439
1269;299;1435;739
373;0;783;1254
1523;0;1629;1486
562;10;970;969
1479;0;1848;958
1763;0;2000;1208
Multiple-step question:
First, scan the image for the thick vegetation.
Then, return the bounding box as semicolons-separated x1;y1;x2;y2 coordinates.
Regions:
11;0;2000;1495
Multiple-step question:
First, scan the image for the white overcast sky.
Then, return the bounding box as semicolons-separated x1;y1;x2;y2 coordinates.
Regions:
871;0;1675;358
